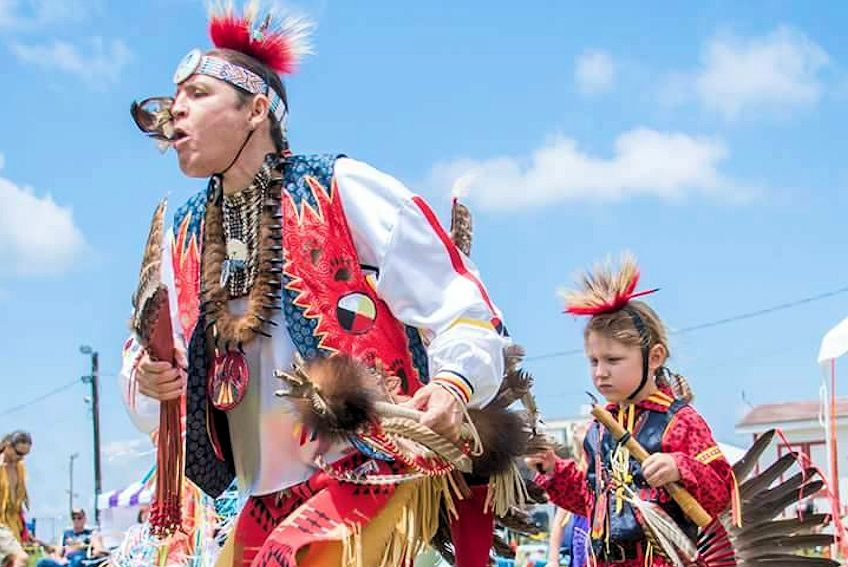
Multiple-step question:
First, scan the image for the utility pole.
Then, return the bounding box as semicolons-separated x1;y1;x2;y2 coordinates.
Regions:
68;453;79;513
80;346;102;527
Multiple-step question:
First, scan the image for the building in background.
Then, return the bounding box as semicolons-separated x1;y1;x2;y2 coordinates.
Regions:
736;397;848;517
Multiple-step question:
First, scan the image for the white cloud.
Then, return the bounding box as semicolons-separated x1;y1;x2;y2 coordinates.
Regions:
429;128;751;211
574;49;615;95
0;153;86;276
11;36;132;86
103;438;154;461
0;0;89;29
691;27;829;119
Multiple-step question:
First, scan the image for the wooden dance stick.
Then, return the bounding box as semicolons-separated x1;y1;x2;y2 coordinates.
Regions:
589;399;713;528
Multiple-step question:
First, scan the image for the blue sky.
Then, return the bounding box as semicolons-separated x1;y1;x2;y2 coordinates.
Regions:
1;0;847;527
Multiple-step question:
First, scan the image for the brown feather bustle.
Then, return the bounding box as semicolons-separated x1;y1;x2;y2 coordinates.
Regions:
282;351;538;477
284;355;379;442
693;428;841;567
468;406;529;477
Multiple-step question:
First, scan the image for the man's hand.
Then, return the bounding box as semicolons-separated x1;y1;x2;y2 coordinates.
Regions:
641;453;681;487
135;348;188;401
403;383;463;442
525;448;557;475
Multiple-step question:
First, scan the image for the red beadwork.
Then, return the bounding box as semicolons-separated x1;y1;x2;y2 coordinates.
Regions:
208;351;250;411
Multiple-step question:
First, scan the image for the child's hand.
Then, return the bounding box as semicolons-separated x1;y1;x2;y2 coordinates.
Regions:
525;449;557;475
641;453;681;487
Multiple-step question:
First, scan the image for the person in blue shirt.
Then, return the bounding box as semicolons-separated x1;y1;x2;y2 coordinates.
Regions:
547;507;589;567
36;509;94;567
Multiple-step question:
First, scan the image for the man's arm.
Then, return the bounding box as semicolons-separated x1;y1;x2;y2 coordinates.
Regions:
335;158;507;434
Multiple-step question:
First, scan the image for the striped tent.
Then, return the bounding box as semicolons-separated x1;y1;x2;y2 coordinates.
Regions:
96;480;153;510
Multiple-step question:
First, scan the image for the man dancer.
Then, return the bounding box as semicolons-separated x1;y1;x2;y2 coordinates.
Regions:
122;3;508;566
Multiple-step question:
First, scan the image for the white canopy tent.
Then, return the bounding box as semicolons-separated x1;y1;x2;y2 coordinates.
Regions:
816;316;848;557
819;316;848;365
817;316;848;504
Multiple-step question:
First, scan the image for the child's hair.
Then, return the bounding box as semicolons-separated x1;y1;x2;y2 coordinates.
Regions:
563;254;694;402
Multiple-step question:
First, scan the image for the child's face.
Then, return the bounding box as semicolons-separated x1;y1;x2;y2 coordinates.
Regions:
586;331;651;404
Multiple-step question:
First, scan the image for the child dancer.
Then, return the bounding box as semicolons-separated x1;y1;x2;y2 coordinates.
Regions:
527;255;732;566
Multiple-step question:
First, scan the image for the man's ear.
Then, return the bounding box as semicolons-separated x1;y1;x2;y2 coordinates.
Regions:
248;94;270;129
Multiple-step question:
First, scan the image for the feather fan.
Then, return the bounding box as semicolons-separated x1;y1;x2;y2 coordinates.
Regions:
130;200;183;536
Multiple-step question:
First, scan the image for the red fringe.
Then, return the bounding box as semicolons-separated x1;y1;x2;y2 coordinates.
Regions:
210;14;299;74
773;427;848;558
564;287;660;316
150;399;183;537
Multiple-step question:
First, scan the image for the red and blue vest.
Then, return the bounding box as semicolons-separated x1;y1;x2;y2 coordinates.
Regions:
171;154;429;496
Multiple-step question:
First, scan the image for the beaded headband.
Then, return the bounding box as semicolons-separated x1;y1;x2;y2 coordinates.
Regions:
173;48;287;124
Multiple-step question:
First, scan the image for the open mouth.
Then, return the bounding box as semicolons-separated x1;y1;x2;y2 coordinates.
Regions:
171;127;189;146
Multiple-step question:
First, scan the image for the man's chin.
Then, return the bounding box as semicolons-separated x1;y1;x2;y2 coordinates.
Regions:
176;156;214;178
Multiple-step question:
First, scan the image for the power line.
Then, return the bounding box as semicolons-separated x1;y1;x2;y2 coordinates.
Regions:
0;379;81;418
527;284;848;362
674;285;848;333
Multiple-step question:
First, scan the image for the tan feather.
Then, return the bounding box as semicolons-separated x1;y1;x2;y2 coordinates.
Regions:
491;367;534;409
742;554;840;567
622;487;698;565
131;199;167;337
496;506;542;536
697;430;836;567
746;480;824;525
522;477;549;504
492;534;514;558
740;452;799;500
734;514;831;545
449;198;473;256
733;429;776;482
504;344;526;373
755;469;819;508
737;533;835;555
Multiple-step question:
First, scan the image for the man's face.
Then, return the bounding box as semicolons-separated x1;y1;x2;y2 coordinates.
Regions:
71;512;85;530
170;74;254;178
